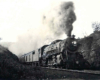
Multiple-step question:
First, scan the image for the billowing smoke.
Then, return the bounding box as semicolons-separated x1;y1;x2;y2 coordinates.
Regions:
43;2;76;37
0;1;76;57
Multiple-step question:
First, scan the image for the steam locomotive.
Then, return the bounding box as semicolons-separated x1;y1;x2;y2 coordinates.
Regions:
20;35;90;69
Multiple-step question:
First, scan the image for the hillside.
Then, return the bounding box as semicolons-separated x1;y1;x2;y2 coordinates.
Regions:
0;45;43;80
78;31;100;69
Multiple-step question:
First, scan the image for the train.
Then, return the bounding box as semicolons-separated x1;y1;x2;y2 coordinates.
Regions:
19;35;90;69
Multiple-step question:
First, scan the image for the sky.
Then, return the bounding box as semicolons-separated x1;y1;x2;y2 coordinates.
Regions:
0;0;100;56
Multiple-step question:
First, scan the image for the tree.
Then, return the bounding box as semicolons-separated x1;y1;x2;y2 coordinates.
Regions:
92;22;100;32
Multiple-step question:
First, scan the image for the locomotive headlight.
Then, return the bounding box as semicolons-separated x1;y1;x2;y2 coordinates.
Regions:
76;61;79;64
72;41;77;46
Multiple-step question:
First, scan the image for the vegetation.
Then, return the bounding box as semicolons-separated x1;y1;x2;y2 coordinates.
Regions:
92;22;100;32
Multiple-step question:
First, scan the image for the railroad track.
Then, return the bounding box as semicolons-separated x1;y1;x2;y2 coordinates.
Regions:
42;67;100;74
41;67;100;79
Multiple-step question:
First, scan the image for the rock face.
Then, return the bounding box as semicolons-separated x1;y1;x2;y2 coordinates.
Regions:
78;31;100;69
0;45;43;80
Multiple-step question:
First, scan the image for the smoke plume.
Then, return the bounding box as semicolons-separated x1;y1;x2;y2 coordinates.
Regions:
43;2;76;37
0;1;76;57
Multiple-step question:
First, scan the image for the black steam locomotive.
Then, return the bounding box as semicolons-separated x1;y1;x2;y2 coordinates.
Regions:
20;35;90;69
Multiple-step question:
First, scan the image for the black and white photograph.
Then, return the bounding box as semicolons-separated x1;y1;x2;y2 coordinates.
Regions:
0;0;100;80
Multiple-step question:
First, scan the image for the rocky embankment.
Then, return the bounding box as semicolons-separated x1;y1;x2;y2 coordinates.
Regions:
0;45;44;80
78;31;100;69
